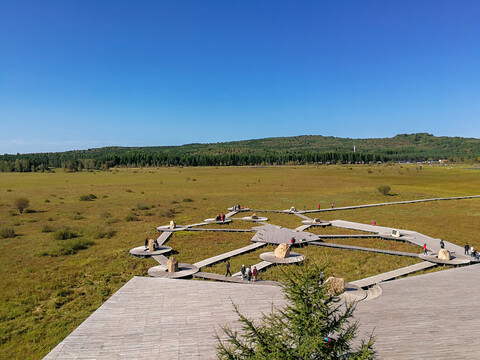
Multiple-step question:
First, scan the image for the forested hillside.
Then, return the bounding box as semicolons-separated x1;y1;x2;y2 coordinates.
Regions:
1;133;479;172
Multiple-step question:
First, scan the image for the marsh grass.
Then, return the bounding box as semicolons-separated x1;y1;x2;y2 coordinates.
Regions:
0;164;478;358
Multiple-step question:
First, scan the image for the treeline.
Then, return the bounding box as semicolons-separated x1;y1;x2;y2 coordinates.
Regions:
1;133;479;172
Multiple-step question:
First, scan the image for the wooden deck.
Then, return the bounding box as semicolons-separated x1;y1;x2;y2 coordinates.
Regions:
349;261;436;288
193;242;266;269
309;241;420;258
194;271;278;286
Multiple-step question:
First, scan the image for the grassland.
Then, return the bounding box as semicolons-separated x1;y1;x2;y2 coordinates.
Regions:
0;164;479;359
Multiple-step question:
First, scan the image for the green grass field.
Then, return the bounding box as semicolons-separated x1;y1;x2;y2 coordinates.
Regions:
0;164;479;359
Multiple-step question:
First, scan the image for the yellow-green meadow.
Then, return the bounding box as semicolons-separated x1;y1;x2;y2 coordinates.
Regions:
0;164;479;359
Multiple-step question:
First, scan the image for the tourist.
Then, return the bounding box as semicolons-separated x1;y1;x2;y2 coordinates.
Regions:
440;239;445;249
240;264;246;279
246;266;252;281
371;220;376;226
290;237;295;247
465;242;469;255
471;246;475;257
144;238;148;250
221;213;225;222
225;260;232;276
423;243;427;256
331;203;334;209
252;266;258;282
318;204;321;210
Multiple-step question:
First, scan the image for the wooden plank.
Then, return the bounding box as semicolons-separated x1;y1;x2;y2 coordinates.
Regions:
309;241;419;257
350;261;436;289
193;242;267;269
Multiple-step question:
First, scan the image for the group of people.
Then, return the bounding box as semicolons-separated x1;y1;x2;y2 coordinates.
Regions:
317;203;335;210
215;213;226;222
465;243;479;259
225;261;258;281
232;204;244;211
240;264;258;281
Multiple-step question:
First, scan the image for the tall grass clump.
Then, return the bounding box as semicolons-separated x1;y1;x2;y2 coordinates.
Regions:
79;194;97;201
87;225;116;239
377;185;391;195
52;227;79;240
0;226;15;238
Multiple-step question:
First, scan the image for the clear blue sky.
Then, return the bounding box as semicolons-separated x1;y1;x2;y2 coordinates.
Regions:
1;0;479;154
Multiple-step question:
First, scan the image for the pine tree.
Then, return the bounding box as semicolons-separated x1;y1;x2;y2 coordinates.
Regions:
217;261;375;359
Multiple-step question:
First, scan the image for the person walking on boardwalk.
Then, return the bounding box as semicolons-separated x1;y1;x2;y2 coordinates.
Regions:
471;245;475;257
440;239;445;249
252;266;258;282
331;203;334;209
246;266;252;282
225;260;232;276
240;264;246;280
465;242;469;255
423;243;428;256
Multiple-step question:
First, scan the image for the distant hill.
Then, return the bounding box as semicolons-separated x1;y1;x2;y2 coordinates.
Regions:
1;133;479;172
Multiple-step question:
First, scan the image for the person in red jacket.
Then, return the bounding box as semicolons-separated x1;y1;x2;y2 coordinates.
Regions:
423;243;428;256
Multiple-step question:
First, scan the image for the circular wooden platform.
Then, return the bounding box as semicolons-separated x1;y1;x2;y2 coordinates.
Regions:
259;252;305;264
129;245;172;258
148;263;199;278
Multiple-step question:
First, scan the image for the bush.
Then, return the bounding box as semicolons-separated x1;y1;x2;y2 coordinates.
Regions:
136;203;149;210
45;239;95;257
99;211;111;219
41;225;54;233
160;208;174;218
24;209;36;213
13;197;30;213
87;225;116;239
52;227;79;240
183;198;194;202
377;185;391;195
79;194;97;201
125;213;139;222
0;226;15;238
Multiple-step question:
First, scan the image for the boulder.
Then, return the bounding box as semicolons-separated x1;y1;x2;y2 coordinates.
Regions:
251;213;259;219
148;239;155;253
325;277;345;295
274;243;290;258
438;249;451;261
290;207;297;212
169;220;176;229
167;257;179;273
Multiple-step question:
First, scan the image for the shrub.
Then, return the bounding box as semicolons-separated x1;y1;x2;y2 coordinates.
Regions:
160;208;174;218
46;239;95;257
125;213;139;222
25;209;36;213
183;198;194;203
13;197;30;214
136;203;149;210
377;185;391;195
0;226;15;238
41;225;54;233
72;214;85;220
79;194;97;201
99;211;111;219
87;225;116;239
52;227;79;240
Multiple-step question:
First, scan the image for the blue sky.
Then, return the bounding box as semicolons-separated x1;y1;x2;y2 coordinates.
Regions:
1;0;479;154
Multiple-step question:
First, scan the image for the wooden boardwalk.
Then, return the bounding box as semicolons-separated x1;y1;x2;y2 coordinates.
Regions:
232;260;274;278
156;231;172;245
251;224;320;245
349;261;436;288
331;220;471;264
302;194;480;213
193;242;266;269
194;271;278;286
182;228;254;232
309;241;419;258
